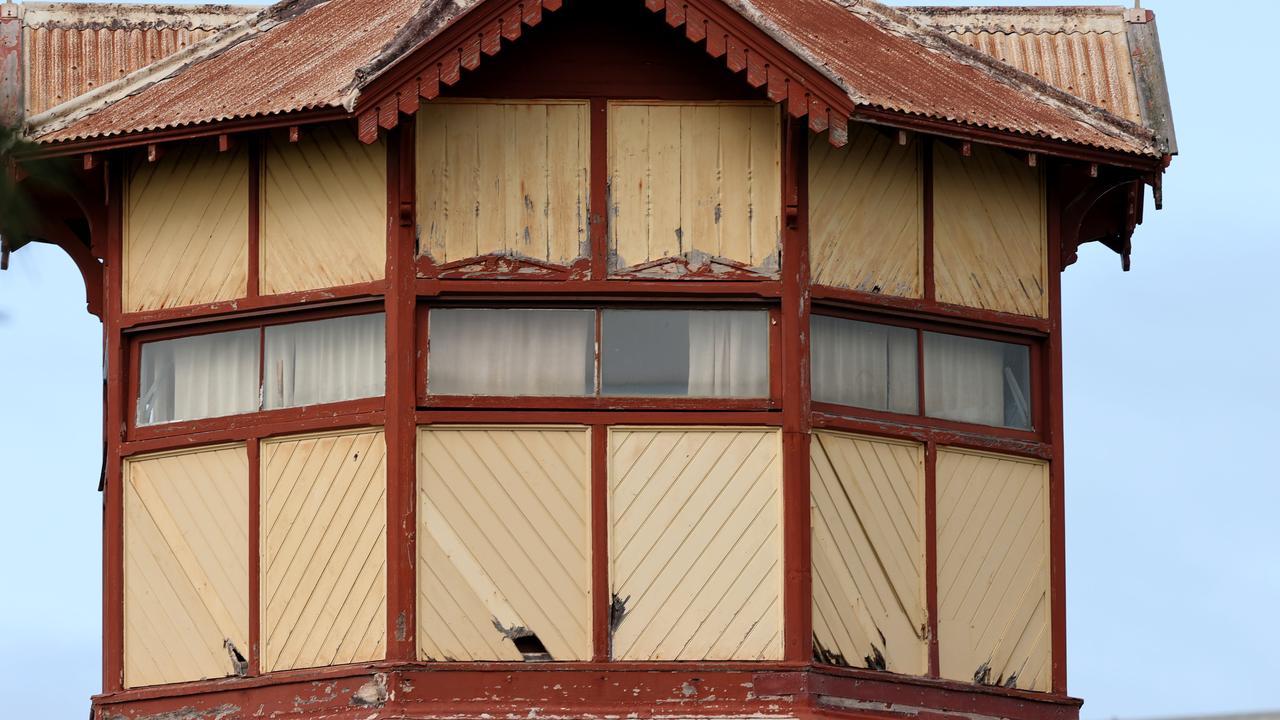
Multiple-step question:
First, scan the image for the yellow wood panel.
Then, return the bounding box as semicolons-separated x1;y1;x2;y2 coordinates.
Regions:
123;142;248;312
607;102;780;274
809;125;923;297
261;428;387;672
810;431;927;675
261;123;387;294
416;100;590;267
124;444;248;688
417;426;592;661
609;427;782;660
933;142;1047;317
937;448;1050;691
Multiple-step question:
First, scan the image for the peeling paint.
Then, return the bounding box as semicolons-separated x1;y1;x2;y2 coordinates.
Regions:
350;673;389;708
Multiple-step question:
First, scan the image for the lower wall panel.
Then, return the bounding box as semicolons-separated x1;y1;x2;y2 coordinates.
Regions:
609;427;782;661
124;445;249;688
810;431;927;674
937;448;1050;691
416;426;592;661
261;428;387;672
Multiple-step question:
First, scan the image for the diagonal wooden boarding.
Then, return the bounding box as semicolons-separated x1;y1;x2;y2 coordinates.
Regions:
937;448;1050;691
124;142;249;312
609;427;782;661
810;431;927;674
417;101;591;268
933;142;1047;318
416;426;592;661
607;102;781;276
124;444;249;688
261;124;387;294
809;126;923;298
261;428;387;672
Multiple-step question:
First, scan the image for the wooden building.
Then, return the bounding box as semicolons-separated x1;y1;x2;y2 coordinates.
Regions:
0;1;1176;719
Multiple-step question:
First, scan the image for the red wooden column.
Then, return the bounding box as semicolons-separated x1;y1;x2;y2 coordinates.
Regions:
385;122;419;662
102;159;126;693
780;114;812;664
1046;168;1068;695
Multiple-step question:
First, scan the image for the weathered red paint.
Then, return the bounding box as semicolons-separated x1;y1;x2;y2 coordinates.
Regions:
1046;167;1069;694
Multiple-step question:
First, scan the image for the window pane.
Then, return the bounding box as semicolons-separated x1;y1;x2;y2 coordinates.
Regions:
602;310;769;397
264;313;385;410
924;332;1032;429
137;329;259;426
811;315;918;414
429;309;595;396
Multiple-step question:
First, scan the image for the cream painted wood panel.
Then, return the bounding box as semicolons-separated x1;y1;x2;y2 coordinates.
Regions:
261;123;387;294
608;102;781;274
123;142;249;312
610;427;782;660
811;431;927;674
809;126;923;297
933;142;1047;318
417;101;590;267
937;448;1050;691
262;428;387;672
124;445;248;688
417;426;592;661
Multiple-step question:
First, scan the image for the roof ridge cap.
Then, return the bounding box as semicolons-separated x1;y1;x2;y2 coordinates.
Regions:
842;0;1158;153
25;0;324;141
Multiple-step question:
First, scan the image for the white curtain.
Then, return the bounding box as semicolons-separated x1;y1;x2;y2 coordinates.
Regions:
923;332;1005;427
810;315;917;413
264;313;385;410
687;311;769;397
429;309;594;396
137;329;258;425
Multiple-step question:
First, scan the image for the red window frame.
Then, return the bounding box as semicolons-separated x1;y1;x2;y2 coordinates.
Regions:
414;300;784;412
809;302;1047;443
125;301;388;443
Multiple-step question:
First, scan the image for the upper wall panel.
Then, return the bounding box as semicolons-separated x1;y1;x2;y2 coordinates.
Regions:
933;143;1047;318
261;124;387;295
809;126;923;298
124;142;249;313
417;100;591;272
608;102;780;278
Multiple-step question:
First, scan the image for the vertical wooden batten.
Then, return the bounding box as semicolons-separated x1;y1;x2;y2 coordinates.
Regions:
104;158;126;693
780;114;812;664
386;123;418;662
1046;172;1067;694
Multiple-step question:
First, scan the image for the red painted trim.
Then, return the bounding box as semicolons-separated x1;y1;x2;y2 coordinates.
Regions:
423;395;777;412
810;411;1052;462
417;277;782;299
807;664;1082;718
118;281;385;330
247;136;261;299
416;409;781;427
924;441;940;677
246;437;262;676
590;425;609;661
780;114;812;663
385;123;419;662
812;285;1052;335
1046;165;1068;695
121;410;387;457
102;158;126;693
590;97;608;280
922;140;935;303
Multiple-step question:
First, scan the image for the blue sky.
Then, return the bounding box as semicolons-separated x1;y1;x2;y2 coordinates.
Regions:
1;1;1277;718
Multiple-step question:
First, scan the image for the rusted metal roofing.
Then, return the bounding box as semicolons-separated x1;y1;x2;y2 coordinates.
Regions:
18;2;254;115
22;0;1165;159
904;5;1176;154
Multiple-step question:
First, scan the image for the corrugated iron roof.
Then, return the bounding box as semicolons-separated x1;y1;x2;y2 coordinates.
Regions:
904;5;1176;153
22;0;1164;159
18;2;255;115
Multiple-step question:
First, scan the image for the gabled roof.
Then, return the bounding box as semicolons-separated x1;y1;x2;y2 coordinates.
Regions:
20;0;1166;160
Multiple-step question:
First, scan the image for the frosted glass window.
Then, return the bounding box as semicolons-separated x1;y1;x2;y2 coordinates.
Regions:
264;313;386;410
429;309;595;396
811;315;918;414
924;332;1031;429
602;310;769;397
137;329;259;426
